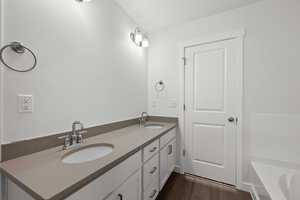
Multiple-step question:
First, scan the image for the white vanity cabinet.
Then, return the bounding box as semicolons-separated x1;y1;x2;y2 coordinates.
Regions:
142;140;160;200
142;128;177;199
5;127;177;200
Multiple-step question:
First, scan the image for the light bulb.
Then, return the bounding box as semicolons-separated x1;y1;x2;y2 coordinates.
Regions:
135;30;143;44
76;0;93;2
141;38;149;47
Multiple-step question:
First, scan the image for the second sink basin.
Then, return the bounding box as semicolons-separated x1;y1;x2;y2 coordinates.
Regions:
62;143;114;164
144;124;164;129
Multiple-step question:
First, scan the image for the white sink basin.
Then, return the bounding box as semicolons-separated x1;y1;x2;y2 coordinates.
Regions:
62;144;114;164
144;124;164;129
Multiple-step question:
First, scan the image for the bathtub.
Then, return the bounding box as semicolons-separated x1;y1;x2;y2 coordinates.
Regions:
251;160;300;200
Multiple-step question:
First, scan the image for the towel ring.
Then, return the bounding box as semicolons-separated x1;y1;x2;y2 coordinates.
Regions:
0;42;37;72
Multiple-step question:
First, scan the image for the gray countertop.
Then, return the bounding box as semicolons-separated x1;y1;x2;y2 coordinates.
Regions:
0;122;177;200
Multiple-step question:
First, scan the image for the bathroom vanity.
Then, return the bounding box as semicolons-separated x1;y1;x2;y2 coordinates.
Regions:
1;122;177;200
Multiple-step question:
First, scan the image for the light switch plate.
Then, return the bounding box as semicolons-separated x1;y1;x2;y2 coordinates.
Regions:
168;100;177;108
18;94;33;113
152;101;157;108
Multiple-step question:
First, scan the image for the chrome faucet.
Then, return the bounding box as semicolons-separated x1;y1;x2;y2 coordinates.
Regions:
72;121;84;144
58;121;87;150
139;112;149;127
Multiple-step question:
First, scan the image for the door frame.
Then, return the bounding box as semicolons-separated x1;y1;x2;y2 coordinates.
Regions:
178;29;245;189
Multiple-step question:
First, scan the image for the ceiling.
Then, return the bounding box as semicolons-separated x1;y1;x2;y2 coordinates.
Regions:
114;0;262;32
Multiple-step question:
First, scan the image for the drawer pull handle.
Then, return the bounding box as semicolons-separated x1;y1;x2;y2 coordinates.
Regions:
149;147;157;153
168;144;173;155
149;166;157;174
149;190;157;199
118;194;123;200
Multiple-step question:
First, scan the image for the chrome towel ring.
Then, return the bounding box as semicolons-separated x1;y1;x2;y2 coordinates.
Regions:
0;42;37;72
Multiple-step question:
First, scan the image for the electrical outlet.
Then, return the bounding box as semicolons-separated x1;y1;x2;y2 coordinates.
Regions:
18;95;33;113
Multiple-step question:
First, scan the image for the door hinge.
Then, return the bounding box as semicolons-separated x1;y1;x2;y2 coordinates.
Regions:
182;149;186;157
182;57;187;66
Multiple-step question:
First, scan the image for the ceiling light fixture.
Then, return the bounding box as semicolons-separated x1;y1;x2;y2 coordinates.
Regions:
130;28;149;48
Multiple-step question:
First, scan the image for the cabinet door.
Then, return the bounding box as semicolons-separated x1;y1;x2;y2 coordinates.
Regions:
105;170;141;200
167;139;176;175
7;179;34;200
159;144;169;190
160;139;176;190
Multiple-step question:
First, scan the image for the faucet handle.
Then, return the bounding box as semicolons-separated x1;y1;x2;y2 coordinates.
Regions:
58;135;71;150
78;130;87;136
77;130;88;144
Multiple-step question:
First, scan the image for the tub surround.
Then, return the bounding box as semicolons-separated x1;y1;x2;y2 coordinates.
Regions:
0;121;177;200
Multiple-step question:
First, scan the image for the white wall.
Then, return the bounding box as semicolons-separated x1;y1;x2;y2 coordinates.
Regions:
0;0;3;198
2;0;147;144
148;0;300;184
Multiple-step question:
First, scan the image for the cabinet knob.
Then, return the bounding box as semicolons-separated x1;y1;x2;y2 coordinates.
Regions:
228;117;235;122
149;166;157;174
149;147;157;153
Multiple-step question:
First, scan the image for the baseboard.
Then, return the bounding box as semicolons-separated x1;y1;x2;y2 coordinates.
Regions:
174;165;182;174
239;181;252;192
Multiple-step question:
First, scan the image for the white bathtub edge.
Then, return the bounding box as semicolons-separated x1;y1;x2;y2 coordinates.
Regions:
250;183;261;200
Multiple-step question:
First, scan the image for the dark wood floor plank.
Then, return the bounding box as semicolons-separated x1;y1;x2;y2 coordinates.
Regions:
157;173;193;200
156;173;252;200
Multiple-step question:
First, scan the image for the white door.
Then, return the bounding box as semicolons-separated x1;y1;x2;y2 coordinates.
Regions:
184;38;241;185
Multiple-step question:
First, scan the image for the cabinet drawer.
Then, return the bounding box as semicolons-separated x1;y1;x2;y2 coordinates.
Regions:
143;179;159;200
143;154;159;190
160;128;176;149
143;139;159;162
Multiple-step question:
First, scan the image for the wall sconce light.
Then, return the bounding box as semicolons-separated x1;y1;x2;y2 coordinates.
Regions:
76;0;93;2
130;28;149;48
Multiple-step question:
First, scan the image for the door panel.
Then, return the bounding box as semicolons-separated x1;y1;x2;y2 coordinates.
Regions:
159;139;176;190
185;39;240;185
167;139;176;174
159;144;168;189
192;124;224;166
193;48;225;111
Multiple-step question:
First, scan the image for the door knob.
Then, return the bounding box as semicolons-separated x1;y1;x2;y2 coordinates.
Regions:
228;117;235;122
